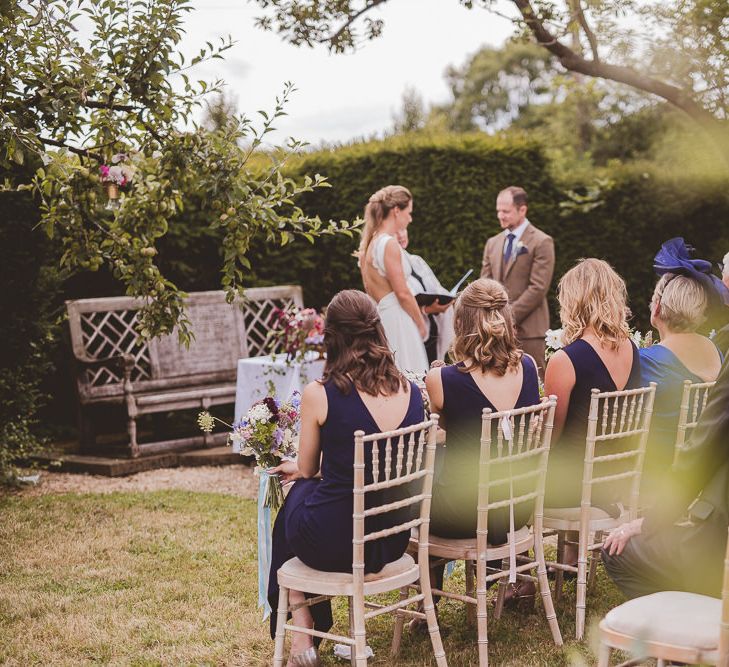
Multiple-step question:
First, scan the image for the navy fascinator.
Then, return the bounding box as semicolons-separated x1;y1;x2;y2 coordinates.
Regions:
653;237;729;309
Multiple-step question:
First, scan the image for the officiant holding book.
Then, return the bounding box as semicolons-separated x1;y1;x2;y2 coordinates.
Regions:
481;186;555;375
397;228;455;364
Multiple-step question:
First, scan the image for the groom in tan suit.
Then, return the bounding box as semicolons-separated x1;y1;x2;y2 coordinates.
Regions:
481;186;555;375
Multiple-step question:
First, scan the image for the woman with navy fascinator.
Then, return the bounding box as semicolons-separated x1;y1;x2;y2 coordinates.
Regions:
639;238;728;503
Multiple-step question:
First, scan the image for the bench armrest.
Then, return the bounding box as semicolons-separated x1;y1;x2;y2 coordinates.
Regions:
74;353;135;378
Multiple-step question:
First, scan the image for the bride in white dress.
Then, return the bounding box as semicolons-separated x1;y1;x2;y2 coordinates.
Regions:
359;185;429;374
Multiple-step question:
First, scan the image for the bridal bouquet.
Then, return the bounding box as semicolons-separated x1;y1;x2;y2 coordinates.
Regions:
269;307;326;362
197;392;301;510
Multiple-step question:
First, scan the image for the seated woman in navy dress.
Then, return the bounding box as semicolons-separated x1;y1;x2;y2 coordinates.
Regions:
639;239;727;502
544;259;641;564
424;278;541;595
267;289;424;666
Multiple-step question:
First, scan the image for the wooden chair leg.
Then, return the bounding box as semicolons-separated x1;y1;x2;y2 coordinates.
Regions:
420;555;447;667
351;594;367;667
273;585;289;667
348;597;357;667
494;559;509;619
597;642;611;667
390;586;409;658
465;559;476;625
575;529;589;640
555;531;565;602
476;555;489;667
588;530;603;590
534;532;563;646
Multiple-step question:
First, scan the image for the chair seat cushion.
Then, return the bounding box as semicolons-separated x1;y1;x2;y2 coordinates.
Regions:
278;553;416;594
544;506;613;522
428;525;531;551
603;591;721;650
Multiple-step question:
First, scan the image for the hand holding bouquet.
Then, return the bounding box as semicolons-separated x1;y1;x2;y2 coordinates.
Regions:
197;392;301;510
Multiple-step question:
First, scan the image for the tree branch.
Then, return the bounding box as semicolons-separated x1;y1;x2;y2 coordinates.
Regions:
40;136;103;162
318;0;389;45
84;99;136;111
572;0;599;62
511;0;718;126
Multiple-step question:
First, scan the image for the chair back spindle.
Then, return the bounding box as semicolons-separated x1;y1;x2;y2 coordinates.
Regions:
353;415;439;592
582;384;656;522
674;379;716;465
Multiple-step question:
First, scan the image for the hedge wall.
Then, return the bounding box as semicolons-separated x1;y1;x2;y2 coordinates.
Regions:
246;133;562;309
246;133;729;334
10;132;729;436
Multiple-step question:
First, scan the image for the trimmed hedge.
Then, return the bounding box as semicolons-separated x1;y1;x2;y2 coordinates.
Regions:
246;133;562;309
7;132;729;437
247;133;729;334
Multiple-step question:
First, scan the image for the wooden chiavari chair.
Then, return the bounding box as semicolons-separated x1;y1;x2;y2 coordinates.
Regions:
393;398;563;666
674;379;717;465
598;526;729;667
544;383;657;640
273;416;447;667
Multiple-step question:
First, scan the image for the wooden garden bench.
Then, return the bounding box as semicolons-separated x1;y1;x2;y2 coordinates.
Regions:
66;286;303;458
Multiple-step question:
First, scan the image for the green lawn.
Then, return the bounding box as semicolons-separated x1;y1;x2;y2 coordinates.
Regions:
0;491;626;665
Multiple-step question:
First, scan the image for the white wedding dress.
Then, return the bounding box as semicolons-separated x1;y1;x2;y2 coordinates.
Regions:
371;234;429;374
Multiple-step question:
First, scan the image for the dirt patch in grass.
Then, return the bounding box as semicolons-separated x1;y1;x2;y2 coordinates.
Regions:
12;465;257;499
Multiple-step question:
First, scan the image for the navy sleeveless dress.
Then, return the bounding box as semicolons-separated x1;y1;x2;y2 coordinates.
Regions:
430;356;541;540
267;379;424;639
545;338;642;509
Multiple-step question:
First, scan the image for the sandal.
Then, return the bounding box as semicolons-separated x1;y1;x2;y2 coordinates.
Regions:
288;646;320;667
503;580;536;611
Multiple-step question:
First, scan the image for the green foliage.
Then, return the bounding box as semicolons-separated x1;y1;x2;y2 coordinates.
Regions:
443;42;556;132
1;1;357;344
0;188;65;484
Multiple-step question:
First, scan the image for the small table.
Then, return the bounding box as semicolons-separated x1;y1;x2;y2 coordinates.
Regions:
234;353;326;421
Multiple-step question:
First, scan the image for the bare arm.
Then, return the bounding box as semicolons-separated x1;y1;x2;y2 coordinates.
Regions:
543;349;576;443
511;236;555;325
425;366;446;431
383;238;426;339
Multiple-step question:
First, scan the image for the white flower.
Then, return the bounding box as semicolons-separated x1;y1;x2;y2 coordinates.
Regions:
248;403;272;423
545;328;564;351
709;329;717;340
631;330;643;347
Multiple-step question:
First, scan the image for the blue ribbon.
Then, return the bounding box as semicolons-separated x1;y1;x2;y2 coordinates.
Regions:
257;470;273;619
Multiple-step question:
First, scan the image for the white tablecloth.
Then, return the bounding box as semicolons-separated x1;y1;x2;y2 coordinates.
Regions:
234;353;326;421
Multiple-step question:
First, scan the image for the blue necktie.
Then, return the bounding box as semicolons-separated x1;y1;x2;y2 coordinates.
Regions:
504;232;516;263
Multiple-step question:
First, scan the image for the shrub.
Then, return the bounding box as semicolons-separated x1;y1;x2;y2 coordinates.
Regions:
0;188;64;483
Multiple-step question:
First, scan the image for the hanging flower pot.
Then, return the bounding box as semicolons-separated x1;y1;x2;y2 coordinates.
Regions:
105;183;120;210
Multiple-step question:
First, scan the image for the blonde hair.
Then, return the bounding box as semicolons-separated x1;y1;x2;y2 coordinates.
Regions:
651;273;707;333
450;278;522;376
358;185;412;267
558;258;630;349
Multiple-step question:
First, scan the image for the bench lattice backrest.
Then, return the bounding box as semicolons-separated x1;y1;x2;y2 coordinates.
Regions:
67;286;303;397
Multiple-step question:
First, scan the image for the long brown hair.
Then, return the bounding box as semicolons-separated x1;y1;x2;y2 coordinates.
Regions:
357;185;412;268
321;290;408;396
450;278;522;376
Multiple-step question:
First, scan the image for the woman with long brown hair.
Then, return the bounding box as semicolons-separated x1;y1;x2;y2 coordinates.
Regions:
267;290;425;666
359;185;429;373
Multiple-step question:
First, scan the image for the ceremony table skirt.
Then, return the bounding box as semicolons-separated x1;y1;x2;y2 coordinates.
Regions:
234;353;326;421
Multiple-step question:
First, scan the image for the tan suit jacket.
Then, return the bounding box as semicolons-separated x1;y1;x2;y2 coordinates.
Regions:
480;222;555;342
